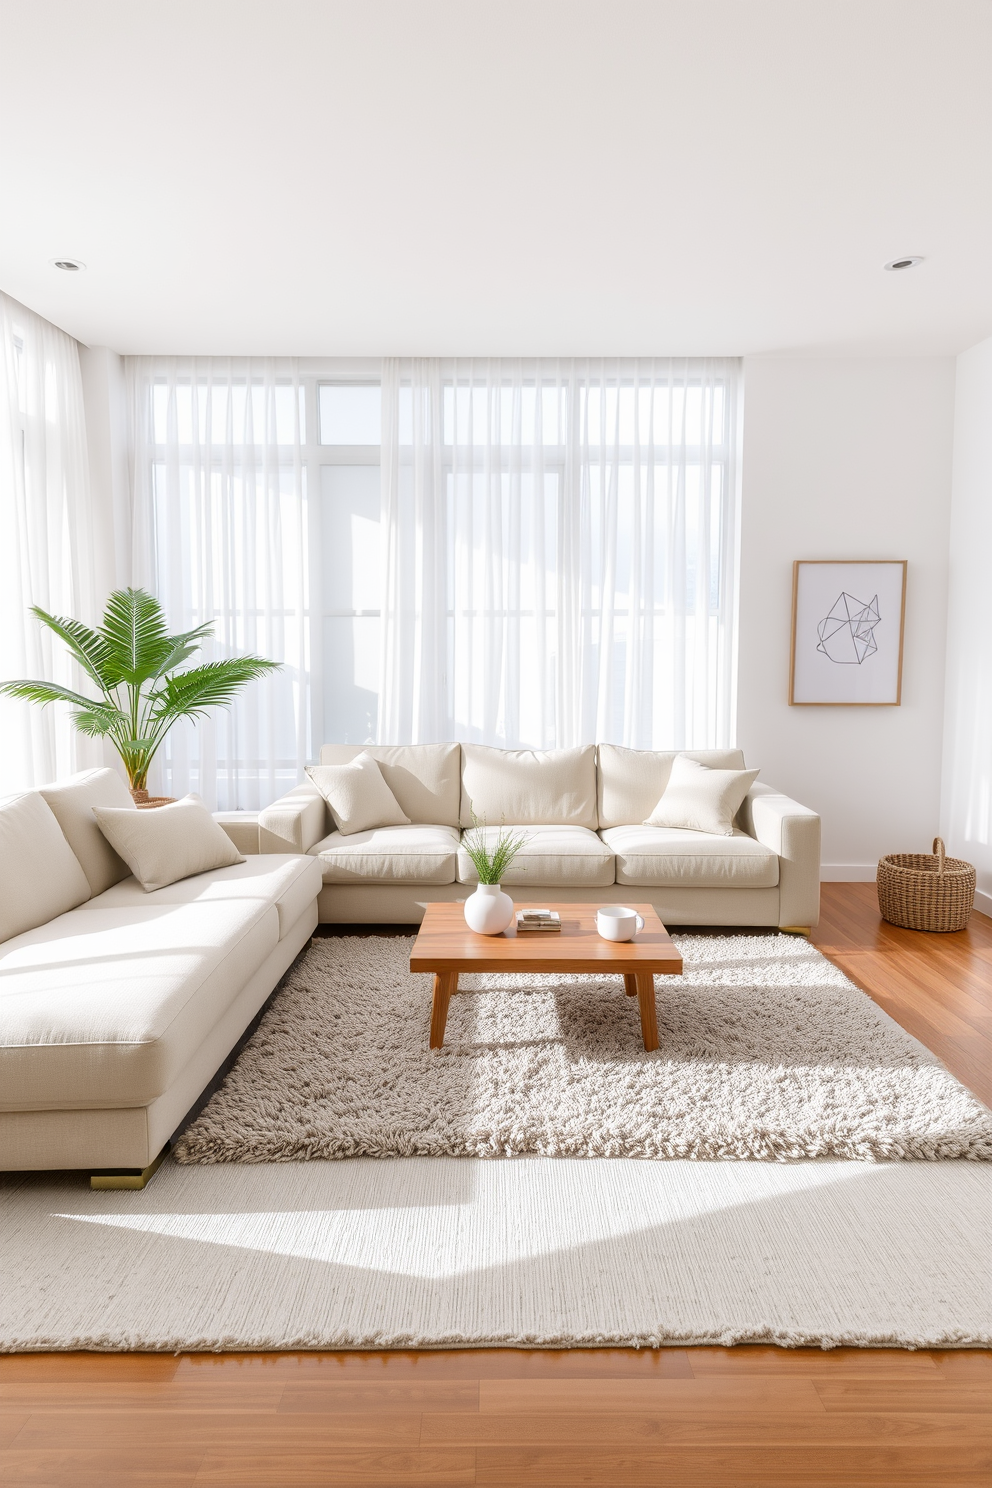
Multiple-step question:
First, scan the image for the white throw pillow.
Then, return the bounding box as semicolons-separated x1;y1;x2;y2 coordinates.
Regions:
92;794;245;892
645;755;759;837
306;752;411;835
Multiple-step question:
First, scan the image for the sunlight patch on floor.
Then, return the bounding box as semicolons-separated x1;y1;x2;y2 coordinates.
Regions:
52;1157;882;1276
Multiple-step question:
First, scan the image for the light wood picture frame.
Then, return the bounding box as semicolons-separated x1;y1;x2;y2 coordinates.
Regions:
789;560;907;706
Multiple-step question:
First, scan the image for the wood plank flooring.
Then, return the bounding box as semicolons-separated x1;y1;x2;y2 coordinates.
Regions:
2;884;990;1487
811;881;992;1107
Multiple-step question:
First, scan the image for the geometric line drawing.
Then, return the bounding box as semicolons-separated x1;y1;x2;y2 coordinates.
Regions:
816;591;881;664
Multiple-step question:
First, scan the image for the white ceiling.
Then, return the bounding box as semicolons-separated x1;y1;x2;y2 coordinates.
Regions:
2;0;991;357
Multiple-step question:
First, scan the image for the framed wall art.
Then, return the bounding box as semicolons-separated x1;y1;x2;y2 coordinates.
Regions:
789;560;907;706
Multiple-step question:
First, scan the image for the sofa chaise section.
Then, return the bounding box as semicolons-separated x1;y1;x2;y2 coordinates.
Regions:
0;774;322;1174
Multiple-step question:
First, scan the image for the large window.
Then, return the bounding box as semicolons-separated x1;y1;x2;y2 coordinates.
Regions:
316;381;384;746
379;360;741;752
325;363;740;751
132;359;389;806
129;357;740;807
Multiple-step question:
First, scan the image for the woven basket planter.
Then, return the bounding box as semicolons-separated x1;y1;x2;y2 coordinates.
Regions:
876;837;976;933
131;789;177;810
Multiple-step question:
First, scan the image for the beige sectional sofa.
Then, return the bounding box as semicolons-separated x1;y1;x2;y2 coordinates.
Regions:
257;743;821;931
0;768;322;1176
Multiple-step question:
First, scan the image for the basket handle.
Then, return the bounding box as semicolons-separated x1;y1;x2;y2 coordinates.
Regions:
933;837;946;873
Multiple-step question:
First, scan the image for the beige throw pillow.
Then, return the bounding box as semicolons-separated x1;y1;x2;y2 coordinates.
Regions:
645;755;759;836
306;752;411;835
92;794;245;892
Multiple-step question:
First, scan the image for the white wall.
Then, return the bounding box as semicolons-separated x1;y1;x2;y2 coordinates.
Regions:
737;357;956;878
940;336;992;914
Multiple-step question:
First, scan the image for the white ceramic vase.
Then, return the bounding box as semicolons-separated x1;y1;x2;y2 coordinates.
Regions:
464;882;514;935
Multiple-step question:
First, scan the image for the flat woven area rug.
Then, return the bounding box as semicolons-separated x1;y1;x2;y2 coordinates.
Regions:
3;1157;990;1350
174;933;992;1164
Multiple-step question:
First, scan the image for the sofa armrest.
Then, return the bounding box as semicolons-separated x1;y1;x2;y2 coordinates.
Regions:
257;783;327;855
213;811;261;855
742;782;821;929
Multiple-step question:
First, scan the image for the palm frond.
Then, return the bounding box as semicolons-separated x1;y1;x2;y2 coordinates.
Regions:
151;638;204;679
71;706;129;739
99;588;175;685
148;620;216;681
149;657;281;723
0;678;113;713
29;607;114;690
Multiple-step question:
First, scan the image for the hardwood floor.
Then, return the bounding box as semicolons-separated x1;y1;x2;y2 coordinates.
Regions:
2;884;990;1488
810;881;992;1108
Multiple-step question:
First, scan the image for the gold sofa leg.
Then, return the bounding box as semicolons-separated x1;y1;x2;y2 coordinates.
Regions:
90;1144;169;1191
780;926;811;937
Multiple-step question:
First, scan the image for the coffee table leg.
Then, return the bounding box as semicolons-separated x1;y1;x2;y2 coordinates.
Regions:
430;972;457;1049
623;974;638;997
634;972;658;1052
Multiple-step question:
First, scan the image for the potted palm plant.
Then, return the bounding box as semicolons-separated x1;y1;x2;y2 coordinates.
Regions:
0;588;280;804
461;814;528;934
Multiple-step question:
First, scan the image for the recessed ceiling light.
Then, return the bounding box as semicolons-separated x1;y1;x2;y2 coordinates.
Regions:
883;256;923;272
50;258;86;272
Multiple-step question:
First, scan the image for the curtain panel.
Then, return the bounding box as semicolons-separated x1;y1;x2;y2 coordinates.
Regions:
379;358;741;751
0;293;103;789
127;357;310;810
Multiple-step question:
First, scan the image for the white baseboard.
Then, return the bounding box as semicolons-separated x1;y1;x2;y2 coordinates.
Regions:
820;870;992;921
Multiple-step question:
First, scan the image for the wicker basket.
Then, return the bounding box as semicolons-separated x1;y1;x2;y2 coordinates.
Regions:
876;837;976;933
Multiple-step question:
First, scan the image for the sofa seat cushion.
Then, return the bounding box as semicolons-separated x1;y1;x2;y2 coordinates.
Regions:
92;854;322;942
457;825;615;888
601;825;779;888
0;896;282;1112
309;824;460;885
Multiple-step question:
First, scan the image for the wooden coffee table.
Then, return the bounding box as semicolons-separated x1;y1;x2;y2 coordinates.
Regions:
410;901;683;1052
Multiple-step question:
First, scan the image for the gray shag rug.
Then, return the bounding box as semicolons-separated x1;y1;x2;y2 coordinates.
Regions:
174;933;992;1165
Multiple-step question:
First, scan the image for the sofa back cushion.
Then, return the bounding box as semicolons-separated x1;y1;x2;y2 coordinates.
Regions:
0;790;92;942
38;767;135;896
459;744;599;828
318;743;461;826
597;744;748;828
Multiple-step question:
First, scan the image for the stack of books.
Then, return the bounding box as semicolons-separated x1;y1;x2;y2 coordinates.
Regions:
515;909;561;933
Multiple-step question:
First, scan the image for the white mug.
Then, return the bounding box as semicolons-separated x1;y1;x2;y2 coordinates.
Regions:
596;906;645;942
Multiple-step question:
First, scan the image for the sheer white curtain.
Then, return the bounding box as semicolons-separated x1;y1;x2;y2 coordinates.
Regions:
128;358;310;810
379;358;741;750
0;292;104;789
